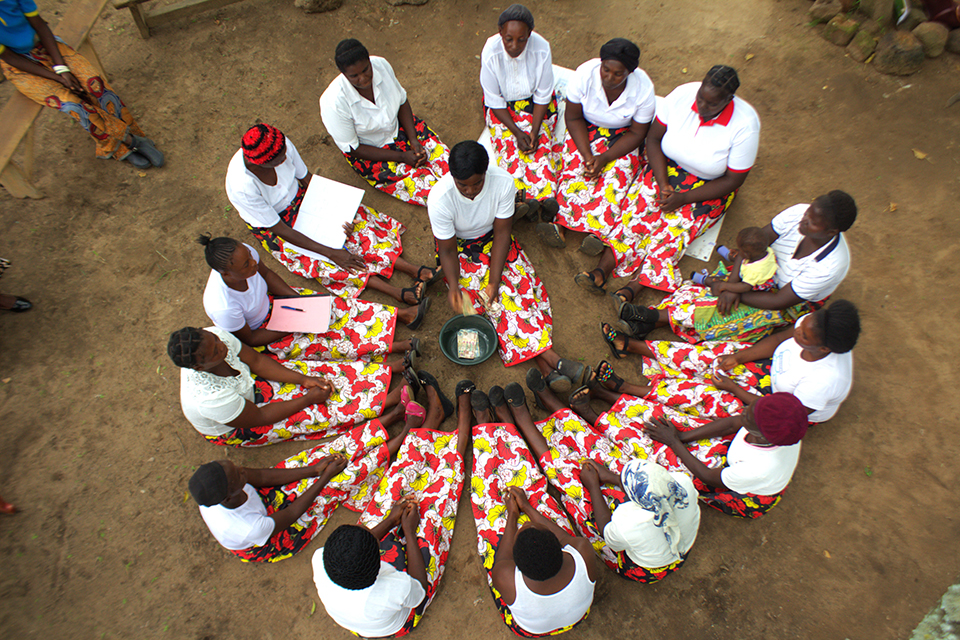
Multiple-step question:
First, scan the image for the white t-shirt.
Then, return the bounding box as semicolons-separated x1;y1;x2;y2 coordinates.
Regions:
198;483;274;550
656;82;760;180
312;547;426;638
771;318;853;423
427;167;516;241
225;139;309;229
720;428;801;496
509;544;595;635
202;244;271;332
179;328;255;436
564;58;656;130
602;472;700;568
770;203;851;302
480;31;553;108
320;56;408;154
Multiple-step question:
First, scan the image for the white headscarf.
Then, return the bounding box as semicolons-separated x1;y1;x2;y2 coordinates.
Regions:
620;458;692;557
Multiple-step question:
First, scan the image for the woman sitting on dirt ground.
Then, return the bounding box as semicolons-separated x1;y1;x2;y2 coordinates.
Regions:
167;325;416;447
200;234;428;364
320;38;450;207
466;383;597;636
480;4;560;214
587;65;759;300
0;0;163;169
187;409;410;563
492;378;700;584
616;190;856;343
538;39;655;272
314;379;467;637
599;299;860;424
226;124;439;312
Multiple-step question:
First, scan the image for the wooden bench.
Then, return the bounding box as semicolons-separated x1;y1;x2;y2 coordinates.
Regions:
112;0;246;39
0;0;110;199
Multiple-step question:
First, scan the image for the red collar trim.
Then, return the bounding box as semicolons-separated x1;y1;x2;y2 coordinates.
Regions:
690;99;735;127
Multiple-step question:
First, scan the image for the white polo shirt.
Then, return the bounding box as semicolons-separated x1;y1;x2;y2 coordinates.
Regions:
225;139;309;229
656;82;760;180
320;56;408;154
565;58;656;130
203;243;271;332
179;328;255;436
480;31;554;108
427;166;516;241
720;428;801;496
198;484;274;550
770;204;850;302
771;318;853;423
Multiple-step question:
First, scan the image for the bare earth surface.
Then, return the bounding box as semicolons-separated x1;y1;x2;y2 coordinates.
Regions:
2;1;959;638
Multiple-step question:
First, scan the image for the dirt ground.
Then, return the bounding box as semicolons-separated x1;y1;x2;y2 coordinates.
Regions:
2;0;960;638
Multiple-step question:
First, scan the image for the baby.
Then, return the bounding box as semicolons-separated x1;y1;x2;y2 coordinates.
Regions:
692;226;777;293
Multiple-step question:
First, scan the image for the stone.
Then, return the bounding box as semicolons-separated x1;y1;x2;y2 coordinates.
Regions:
294;0;342;12
823;14;861;46
858;13;885;36
384;0;428;5
838;0;855;11
873;30;925;74
898;6;928;31
847;30;878;61
912;21;950;57
860;0;895;26
947;28;960;54
809;0;842;23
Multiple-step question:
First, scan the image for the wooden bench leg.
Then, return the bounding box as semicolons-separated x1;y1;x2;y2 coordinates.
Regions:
128;4;151;39
0;162;43;199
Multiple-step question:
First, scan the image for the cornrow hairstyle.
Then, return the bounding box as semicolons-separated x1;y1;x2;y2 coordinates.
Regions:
513;527;563;581
188;461;229;506
815;190;857;232
812;299;861;354
449;141;489;180
241;123;286;166
323;525;380;590
167;327;205;368
599;37;640;73
335;39;370;73
197;233;241;272
498;4;534;31
704;65;740;96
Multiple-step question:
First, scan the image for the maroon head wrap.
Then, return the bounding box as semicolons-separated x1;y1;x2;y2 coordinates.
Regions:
241;124;285;165
753;393;808;446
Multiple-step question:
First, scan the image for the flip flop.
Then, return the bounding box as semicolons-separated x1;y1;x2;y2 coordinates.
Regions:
574;268;607;296
579;234;607;257
405;401;427;426
546;369;572;394
525;367;547;410
556;358;591;389
568;385;591;413
405;296;431;331
402;367;422;396
537;222;566;249
400;384;415;409
409;337;421;359
415;265;444;286
596;360;625;393
400;281;425;305
418;369;455;418
600;322;630;360
503;382;527;408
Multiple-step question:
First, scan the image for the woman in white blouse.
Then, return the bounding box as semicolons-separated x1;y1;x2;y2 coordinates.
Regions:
480;4;560;209
604;65;761;307
320;39;450;207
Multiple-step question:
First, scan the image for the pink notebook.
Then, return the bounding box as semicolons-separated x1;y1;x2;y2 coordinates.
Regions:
265;296;333;333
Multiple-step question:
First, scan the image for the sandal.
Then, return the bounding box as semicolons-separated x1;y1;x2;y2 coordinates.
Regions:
418;370;455;418
574;268;608;296
516;198;542;222
540;198;559;223
503;382;527;408
596;360;625;393
400;281;425;305
409;337;421;359
556;358;591;389
600;322;630;360
610;283;641;311
456;380;476;397
579;234;607;257
405;400;427;426
568;385;591;412
525;368;547;410
400;384;415;409
546;369;572;394
403;347;419;372
536;222;566;249
402;367;422;396
415;265;444;286
405;296;431;331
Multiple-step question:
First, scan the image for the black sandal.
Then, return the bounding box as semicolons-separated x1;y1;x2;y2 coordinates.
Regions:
456;380;476;397
574;268;608;296
525;368;547;410
402;367;422;396
405;296;431;330
600;322;630;360
418;370;454;418
596;360;625;392
415;265;443;286
537;222;566;249
503;382;527;409
610;283;641;315
557;358;590;388
400;281;425;305
568;385;591;412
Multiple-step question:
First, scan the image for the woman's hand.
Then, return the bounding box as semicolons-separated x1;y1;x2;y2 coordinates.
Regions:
301;379;333;404
317;454;348;482
330;248;365;273
656;189;688;213
716;290;741;316
643;416;683;447
504;491;520;518
482;282;499;309
579;461;601;489
506;486;533;515
448;286;466;314
716;354;741;371
57;71;84;95
709;280;727;297
583;152;609;179
401;140;427;167
513;129;533;153
710;371;742;394
342;220;356;235
400;499;420;534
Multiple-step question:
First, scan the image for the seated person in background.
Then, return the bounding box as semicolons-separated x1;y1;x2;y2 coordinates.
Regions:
167;326;410;447
199;234;427;367
226;124;438;309
320;39;450;207
0;0;163;168
480;4;560;213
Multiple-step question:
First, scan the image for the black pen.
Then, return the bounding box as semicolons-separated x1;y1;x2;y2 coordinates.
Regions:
281;305;304;312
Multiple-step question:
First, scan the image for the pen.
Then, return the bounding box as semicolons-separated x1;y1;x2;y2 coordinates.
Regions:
281;305;304;312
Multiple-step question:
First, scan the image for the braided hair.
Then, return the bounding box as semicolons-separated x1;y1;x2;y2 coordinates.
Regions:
167;327;205;368
197;233;240;272
704;65;740;96
814;190;857;232
323;525;381;590
811;299;861;354
513;527;563;581
335;39;370;73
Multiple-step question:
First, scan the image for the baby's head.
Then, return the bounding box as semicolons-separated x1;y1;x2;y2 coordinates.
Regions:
736;227;771;263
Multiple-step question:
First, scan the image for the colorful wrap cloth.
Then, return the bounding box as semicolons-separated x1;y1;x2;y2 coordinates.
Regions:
485;97;560;201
